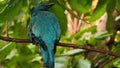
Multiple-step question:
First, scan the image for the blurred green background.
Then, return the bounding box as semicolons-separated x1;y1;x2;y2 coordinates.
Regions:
0;0;120;68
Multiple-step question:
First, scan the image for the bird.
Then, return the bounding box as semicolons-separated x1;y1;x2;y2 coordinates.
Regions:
27;3;61;68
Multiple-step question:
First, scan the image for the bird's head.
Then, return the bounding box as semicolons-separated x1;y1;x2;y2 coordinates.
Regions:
31;3;54;14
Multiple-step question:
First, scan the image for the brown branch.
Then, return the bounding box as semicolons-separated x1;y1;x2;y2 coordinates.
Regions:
0;36;120;57
0;36;31;43
6;21;9;37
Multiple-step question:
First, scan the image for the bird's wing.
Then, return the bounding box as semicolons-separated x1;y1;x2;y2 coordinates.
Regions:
47;13;61;40
28;20;48;50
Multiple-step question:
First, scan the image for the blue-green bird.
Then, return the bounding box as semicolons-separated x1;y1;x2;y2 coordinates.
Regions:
27;3;61;68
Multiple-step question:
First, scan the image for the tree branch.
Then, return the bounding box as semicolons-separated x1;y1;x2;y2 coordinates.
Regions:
0;36;31;43
0;36;120;57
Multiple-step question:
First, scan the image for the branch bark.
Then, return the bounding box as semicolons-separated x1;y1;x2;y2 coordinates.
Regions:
0;36;120;57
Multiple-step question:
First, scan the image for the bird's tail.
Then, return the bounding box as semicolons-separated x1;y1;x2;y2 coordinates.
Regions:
39;43;55;68
48;48;55;68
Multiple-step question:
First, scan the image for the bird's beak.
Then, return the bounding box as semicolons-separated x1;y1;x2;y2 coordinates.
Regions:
43;3;54;9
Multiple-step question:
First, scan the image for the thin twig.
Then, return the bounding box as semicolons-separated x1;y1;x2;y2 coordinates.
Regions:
6;21;9;37
99;57;116;68
0;36;120;57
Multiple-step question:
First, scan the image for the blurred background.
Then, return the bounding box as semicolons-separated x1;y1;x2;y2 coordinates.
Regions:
0;0;120;68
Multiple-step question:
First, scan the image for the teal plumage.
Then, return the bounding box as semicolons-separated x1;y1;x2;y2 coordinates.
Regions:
27;3;61;68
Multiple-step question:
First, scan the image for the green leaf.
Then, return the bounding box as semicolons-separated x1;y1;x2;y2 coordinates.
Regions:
68;0;92;14
5;54;39;68
106;0;116;32
113;58;120;67
88;37;101;46
62;49;85;56
113;44;120;53
55;56;71;68
73;56;91;68
14;21;27;38
50;4;67;35
0;0;23;23
27;44;36;53
0;42;16;62
93;32;112;40
70;25;97;40
76;59;91;68
116;0;120;11
89;0;110;22
76;39;87;46
0;0;7;11
88;32;112;45
5;49;17;60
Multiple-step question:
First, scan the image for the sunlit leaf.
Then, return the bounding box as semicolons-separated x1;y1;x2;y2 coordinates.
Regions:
76;58;91;68
0;0;7;11
88;32;112;45
113;58;120;67
93;32;112;40
0;42;16;62
27;44;36;53
6;49;17;59
62;49;85;56
55;56;71;68
73;56;91;68
31;54;42;62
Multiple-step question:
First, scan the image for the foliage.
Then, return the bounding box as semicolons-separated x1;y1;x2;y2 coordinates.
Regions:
0;0;120;68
